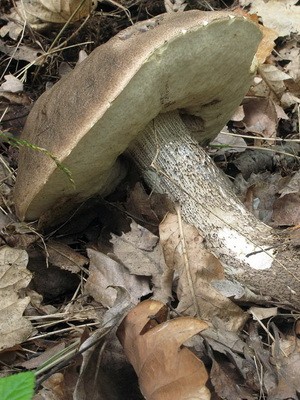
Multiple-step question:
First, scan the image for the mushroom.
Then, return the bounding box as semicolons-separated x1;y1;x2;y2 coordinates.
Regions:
14;11;300;308
15;10;260;220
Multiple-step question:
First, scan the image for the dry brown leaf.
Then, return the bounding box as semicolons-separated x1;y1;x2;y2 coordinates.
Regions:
16;0;96;30
235;171;281;223
210;358;256;400
117;300;210;400
125;183;173;228
159;213;247;331
278;39;300;83
20;342;66;369
271;172;300;226
259;64;291;97
35;372;69;400
111;221;173;302
100;286;134;329
26;289;57;315
242;97;278;138
0;40;45;64
46;240;88;273
248;306;278;321
268;334;300;398
85;248;150;307
239;0;300;36
281;91;300;108
0;91;31;106
164;0;187;13
279;172;300;198
273;193;300;226
203;325;247;355
125;182;160;225
247;324;277;393
0;246;33;350
249;59;300;112
249;64;294;106
203;325;268;395
231;105;245;121
255;24;278;65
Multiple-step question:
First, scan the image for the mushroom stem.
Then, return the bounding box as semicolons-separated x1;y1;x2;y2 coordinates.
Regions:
129;111;300;308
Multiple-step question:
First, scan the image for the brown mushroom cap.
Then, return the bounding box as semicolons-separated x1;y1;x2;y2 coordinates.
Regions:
14;10;262;221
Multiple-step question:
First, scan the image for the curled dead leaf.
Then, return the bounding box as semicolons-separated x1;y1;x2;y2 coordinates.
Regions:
117;300;210;400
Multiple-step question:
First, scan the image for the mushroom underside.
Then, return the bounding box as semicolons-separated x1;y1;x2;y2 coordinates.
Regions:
14;11;261;220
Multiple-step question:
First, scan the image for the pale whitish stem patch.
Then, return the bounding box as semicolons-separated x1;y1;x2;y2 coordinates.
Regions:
218;227;274;271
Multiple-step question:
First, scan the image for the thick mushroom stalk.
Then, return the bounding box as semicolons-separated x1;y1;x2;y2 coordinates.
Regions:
130;112;299;306
14;11;300;308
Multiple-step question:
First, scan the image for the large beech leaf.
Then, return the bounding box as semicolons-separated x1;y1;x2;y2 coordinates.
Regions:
117;300;210;400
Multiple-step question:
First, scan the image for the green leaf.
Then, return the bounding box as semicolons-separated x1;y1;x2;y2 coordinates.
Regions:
0;371;35;400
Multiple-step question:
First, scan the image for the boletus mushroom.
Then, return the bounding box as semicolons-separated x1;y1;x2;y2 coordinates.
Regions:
14;11;300;308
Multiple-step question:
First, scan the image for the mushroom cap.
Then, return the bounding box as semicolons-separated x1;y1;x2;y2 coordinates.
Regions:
14;10;262;221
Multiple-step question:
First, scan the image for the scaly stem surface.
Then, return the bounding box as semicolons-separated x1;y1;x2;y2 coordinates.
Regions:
130;111;300;308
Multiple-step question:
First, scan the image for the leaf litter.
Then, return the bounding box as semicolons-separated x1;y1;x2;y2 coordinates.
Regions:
1;0;300;399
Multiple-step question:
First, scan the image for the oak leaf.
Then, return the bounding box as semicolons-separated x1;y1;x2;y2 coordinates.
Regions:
117;300;210;400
